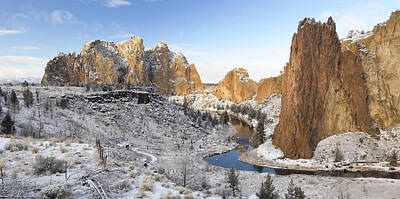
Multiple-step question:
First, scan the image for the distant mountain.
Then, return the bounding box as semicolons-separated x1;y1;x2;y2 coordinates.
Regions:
42;36;204;95
0;77;42;84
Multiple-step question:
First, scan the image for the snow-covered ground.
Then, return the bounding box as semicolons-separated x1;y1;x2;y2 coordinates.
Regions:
1;85;400;198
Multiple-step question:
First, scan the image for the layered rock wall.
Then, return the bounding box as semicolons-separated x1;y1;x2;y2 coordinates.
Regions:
273;17;379;159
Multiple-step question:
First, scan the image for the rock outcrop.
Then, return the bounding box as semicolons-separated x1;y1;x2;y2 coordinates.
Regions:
256;76;282;101
145;42;204;95
214;68;257;103
341;10;400;129
42;36;203;95
273;17;379;159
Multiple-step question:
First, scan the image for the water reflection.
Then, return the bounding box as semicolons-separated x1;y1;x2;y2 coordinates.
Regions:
203;120;276;173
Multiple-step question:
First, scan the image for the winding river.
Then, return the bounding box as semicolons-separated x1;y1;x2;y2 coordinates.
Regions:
203;119;400;179
203;120;276;173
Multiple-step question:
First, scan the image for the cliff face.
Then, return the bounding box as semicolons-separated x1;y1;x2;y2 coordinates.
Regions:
214;68;258;103
341;11;400;129
256;76;282;101
42;36;203;95
273;17;379;159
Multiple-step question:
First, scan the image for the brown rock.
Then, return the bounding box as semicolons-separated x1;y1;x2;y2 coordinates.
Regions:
273;17;379;159
341;11;400;129
117;36;150;85
42;37;203;95
146;42;203;95
256;76;282;101
214;68;257;103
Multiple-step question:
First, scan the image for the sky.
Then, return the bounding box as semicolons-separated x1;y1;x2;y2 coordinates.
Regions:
0;0;399;83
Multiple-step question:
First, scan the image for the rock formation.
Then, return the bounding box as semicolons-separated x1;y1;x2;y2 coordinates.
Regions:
341;10;400;129
145;42;204;95
42;36;203;95
256;76;282;101
214;68;258;103
273;17;379;159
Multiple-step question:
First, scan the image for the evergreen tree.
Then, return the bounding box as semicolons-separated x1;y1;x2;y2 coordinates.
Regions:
285;179;305;199
1;114;14;134
0;102;2;115
257;173;278;199
0;87;2;96
250;117;265;147
35;90;40;103
10;90;18;112
227;166;240;197
23;88;34;108
220;111;229;125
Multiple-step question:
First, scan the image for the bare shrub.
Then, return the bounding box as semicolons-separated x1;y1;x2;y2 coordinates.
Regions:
140;176;154;192
4;140;23;151
64;139;71;147
32;147;39;153
33;155;66;175
40;183;71;199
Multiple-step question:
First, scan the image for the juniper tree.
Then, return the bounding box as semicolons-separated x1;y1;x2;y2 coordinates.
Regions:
35;90;40;103
389;151;398;166
257;173;278;199
220;111;229;125
285;179;305;199
250;117;265;147
1;114;14;134
23;88;34;108
227;166;240;197
10;90;18;113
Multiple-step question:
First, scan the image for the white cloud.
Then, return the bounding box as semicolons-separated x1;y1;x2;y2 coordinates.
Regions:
11;46;40;51
320;2;392;38
0;56;49;79
168;44;207;56
110;33;133;39
104;0;132;8
50;10;78;24
0;30;25;36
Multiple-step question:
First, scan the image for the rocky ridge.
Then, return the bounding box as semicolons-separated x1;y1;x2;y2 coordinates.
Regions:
273;17;380;159
42;36;203;95
214;68;281;103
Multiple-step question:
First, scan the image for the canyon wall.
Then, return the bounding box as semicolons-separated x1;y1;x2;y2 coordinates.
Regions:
273;17;379;159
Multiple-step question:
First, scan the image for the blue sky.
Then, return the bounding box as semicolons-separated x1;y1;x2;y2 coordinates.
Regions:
0;0;399;83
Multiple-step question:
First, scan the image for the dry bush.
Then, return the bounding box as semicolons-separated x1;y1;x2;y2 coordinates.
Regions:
163;192;172;199
183;195;194;199
5;141;23;151
59;145;68;153
33;155;66;175
0;162;5;170
32;147;39;153
116;180;131;191
11;169;17;179
40;142;43;146
50;137;58;146
140;176;154;192
40;183;71;199
130;169;140;179
129;163;135;170
23;138;30;150
65;139;71;147
145;169;151;176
